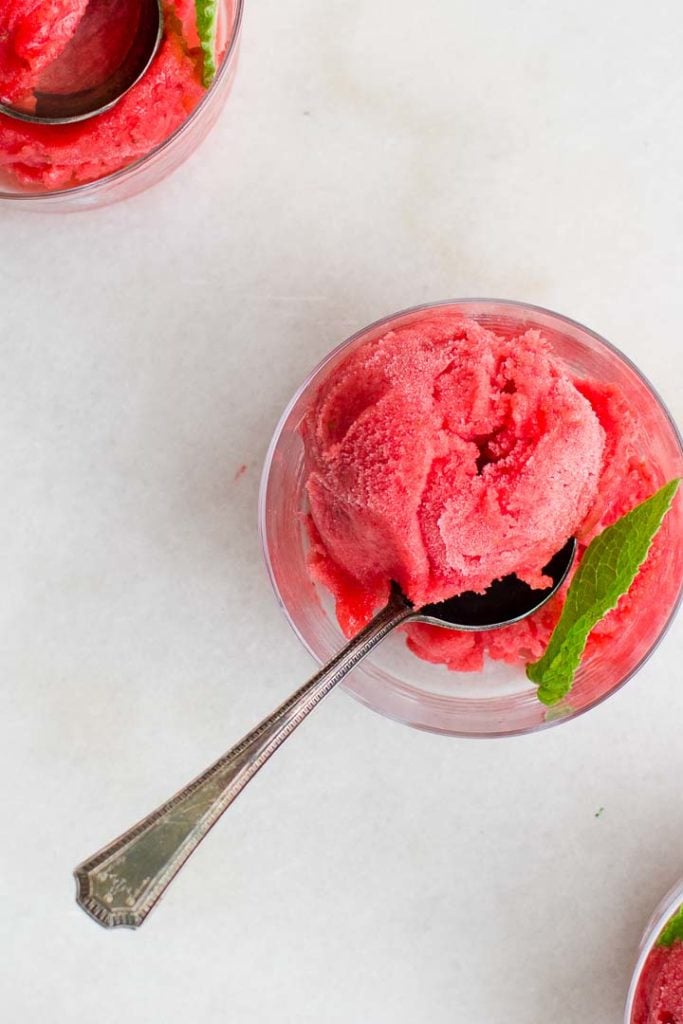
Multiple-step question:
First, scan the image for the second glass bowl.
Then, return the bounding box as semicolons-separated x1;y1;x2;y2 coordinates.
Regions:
259;299;683;737
0;0;243;210
625;878;683;1023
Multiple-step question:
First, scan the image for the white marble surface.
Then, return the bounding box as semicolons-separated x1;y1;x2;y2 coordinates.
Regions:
2;1;683;1021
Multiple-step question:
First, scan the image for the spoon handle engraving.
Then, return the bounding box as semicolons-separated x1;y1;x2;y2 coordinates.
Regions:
75;586;412;928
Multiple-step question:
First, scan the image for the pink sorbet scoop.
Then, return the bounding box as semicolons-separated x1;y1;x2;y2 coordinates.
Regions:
303;315;605;622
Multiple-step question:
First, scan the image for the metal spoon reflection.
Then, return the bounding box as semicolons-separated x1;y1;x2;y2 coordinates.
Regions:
0;0;162;125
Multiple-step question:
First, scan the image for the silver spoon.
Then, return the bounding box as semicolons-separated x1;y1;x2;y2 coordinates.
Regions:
74;537;576;928
0;0;162;125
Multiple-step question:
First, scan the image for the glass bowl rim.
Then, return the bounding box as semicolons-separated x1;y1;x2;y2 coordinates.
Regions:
0;0;244;204
258;297;683;738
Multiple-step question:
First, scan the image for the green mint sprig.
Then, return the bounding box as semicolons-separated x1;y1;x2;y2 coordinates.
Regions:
527;478;680;707
195;0;219;87
659;905;683;948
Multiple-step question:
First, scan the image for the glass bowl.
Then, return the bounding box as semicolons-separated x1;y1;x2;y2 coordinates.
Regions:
259;299;683;737
625;878;683;1023
0;0;243;211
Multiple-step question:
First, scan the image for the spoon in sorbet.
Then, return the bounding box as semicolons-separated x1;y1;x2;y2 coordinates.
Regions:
75;537;576;929
0;0;162;125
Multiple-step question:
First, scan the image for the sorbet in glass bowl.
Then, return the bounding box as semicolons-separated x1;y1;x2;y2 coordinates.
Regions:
260;300;683;737
0;0;243;208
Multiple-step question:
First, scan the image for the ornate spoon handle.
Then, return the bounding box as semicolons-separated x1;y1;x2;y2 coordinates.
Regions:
75;587;412;928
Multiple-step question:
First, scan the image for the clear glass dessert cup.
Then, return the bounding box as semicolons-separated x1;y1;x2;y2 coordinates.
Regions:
259;299;683;737
0;0;243;211
625;878;683;1023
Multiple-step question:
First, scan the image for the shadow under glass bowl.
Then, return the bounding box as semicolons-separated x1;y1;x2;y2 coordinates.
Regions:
0;0;243;211
259;299;683;738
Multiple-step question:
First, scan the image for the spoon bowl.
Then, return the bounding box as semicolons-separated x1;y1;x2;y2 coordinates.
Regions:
0;0;163;125
416;537;577;630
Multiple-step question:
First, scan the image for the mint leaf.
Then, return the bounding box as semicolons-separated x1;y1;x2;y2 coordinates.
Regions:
659;905;683;947
195;0;219;87
527;478;680;706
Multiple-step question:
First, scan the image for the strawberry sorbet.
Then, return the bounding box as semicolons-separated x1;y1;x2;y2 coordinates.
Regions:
0;0;224;190
633;942;683;1024
0;0;89;105
303;314;661;671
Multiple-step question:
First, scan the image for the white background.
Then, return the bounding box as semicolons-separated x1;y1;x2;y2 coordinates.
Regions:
2;1;683;1021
